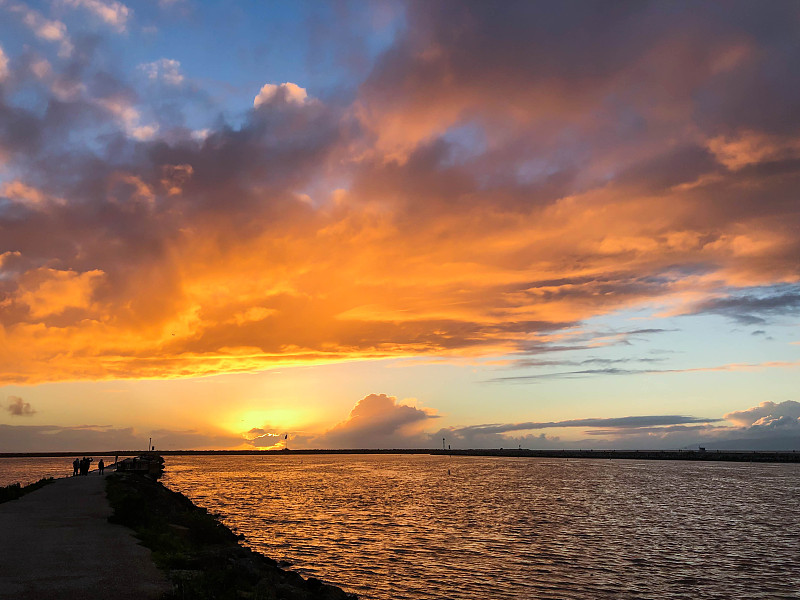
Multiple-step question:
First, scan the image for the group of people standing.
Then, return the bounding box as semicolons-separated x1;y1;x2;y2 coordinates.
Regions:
72;457;105;476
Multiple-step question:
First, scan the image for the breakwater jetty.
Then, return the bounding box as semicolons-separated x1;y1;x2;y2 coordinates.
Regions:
0;462;356;600
0;473;170;599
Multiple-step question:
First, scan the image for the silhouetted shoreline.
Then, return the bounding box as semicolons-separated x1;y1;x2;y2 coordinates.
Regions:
2;448;798;462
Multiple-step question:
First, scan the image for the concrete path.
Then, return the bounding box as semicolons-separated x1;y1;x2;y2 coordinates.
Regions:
0;472;171;599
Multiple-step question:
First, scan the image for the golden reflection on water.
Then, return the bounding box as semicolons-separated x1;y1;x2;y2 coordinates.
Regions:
0;457;80;487
162;455;800;600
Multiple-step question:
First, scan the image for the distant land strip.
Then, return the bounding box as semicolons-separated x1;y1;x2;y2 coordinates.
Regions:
2;449;799;462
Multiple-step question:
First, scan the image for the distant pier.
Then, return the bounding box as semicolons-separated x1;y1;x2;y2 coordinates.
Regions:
427;448;800;463
3;448;798;463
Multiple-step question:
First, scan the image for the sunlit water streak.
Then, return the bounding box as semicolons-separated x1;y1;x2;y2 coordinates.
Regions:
160;454;800;599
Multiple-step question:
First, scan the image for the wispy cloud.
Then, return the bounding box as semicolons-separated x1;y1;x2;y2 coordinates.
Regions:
60;0;131;33
6;396;36;417
455;415;722;435
682;287;800;325
138;58;183;86
1;0;73;56
486;360;800;383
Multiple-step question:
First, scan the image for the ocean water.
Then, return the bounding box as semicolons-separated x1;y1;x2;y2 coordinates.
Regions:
0;456;80;487
160;454;800;600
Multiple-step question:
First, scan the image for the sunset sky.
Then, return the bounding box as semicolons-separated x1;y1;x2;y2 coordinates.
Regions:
1;0;799;452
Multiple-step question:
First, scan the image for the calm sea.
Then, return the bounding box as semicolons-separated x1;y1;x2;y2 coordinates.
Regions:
0;456;79;487
157;454;800;600
2;454;797;598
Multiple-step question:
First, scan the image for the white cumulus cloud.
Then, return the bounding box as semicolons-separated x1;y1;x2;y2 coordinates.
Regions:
253;82;308;108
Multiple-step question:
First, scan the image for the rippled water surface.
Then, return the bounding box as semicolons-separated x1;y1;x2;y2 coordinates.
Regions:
161;455;800;599
0;456;77;487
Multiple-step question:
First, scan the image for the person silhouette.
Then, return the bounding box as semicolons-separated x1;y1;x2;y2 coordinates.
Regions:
98;459;105;475
72;458;79;477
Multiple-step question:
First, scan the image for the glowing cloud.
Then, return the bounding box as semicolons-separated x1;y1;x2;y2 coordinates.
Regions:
724;401;800;428
253;82;308;108
314;394;439;448
0;1;798;391
12;268;104;319
2;180;64;207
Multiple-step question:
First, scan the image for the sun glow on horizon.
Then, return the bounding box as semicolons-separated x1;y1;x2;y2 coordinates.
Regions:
227;408;314;438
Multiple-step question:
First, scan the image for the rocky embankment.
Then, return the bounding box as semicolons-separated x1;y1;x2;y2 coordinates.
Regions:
106;472;356;600
0;477;54;504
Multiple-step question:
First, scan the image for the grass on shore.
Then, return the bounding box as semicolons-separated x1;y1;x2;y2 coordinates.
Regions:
106;472;356;600
0;477;55;505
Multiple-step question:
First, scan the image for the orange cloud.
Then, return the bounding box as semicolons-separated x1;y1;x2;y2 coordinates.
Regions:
1;180;60;207
707;131;800;171
13;268;104;319
1;2;799;385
